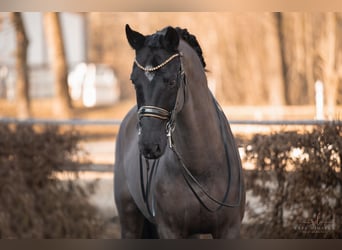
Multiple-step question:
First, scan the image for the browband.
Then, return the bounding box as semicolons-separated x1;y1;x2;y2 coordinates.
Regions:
134;53;181;72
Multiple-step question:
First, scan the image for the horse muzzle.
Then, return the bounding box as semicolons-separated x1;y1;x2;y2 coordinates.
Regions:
138;132;167;159
138;119;168;160
139;142;164;159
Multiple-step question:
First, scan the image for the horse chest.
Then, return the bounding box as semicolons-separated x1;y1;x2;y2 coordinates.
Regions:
153;170;220;225
153;184;225;235
154;181;201;231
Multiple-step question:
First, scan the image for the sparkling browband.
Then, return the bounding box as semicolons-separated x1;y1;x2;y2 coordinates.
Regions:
134;53;181;72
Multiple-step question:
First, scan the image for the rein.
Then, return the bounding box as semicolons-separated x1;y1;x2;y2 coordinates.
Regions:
135;52;242;218
169;97;243;212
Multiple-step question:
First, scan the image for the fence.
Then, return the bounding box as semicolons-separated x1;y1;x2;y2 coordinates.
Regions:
0;117;341;126
1;117;340;173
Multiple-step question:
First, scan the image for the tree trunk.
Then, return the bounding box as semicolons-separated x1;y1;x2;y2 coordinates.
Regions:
336;14;342;105
10;12;31;119
303;13;315;105
323;13;338;119
44;12;72;117
265;13;285;107
312;13;339;119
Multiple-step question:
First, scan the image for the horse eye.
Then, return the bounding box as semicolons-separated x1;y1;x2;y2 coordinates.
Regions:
167;79;177;87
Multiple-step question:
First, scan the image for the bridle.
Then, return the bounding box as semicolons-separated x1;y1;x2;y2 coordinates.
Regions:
135;52;185;218
136;52;185;147
134;51;242;219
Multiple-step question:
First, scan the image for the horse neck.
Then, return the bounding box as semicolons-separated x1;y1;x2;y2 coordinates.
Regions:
172;44;224;171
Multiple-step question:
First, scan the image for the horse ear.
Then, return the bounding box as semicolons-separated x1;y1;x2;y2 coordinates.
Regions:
162;27;179;51
125;24;145;50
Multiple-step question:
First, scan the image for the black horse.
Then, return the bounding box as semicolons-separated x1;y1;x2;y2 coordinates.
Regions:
114;25;245;239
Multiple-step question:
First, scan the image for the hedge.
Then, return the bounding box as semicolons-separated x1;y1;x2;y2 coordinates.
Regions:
242;124;342;238
0;124;103;238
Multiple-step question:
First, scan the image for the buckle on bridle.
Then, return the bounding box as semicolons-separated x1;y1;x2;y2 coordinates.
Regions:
166;121;175;149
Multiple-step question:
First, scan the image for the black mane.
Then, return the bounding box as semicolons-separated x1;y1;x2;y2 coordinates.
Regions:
175;27;206;69
146;27;206;69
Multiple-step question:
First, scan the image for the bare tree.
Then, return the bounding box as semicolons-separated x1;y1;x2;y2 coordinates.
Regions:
264;13;286;106
313;13;339;119
337;14;342;106
10;12;31;119
44;12;72;117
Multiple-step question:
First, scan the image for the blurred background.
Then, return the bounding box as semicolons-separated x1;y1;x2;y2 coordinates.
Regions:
0;12;341;239
0;12;341;120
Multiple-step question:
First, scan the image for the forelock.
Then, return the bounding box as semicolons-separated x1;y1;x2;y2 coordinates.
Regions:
145;27;169;49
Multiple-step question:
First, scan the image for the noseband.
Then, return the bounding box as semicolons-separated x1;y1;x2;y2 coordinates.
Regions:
138;106;170;120
136;52;185;146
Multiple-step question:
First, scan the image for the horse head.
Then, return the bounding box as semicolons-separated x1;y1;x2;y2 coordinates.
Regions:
126;24;184;159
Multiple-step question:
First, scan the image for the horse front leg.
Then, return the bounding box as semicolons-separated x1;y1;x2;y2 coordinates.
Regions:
116;196;146;238
156;218;190;239
211;219;241;239
157;226;186;239
212;227;241;239
115;169;145;238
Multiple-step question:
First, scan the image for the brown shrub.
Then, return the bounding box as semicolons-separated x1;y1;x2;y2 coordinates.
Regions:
243;123;342;238
0;124;103;238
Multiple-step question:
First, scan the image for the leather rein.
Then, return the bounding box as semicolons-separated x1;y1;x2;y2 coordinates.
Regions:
135;52;242;218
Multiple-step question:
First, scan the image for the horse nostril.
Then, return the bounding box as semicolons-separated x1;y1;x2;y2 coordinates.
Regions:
141;144;163;159
154;144;161;154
